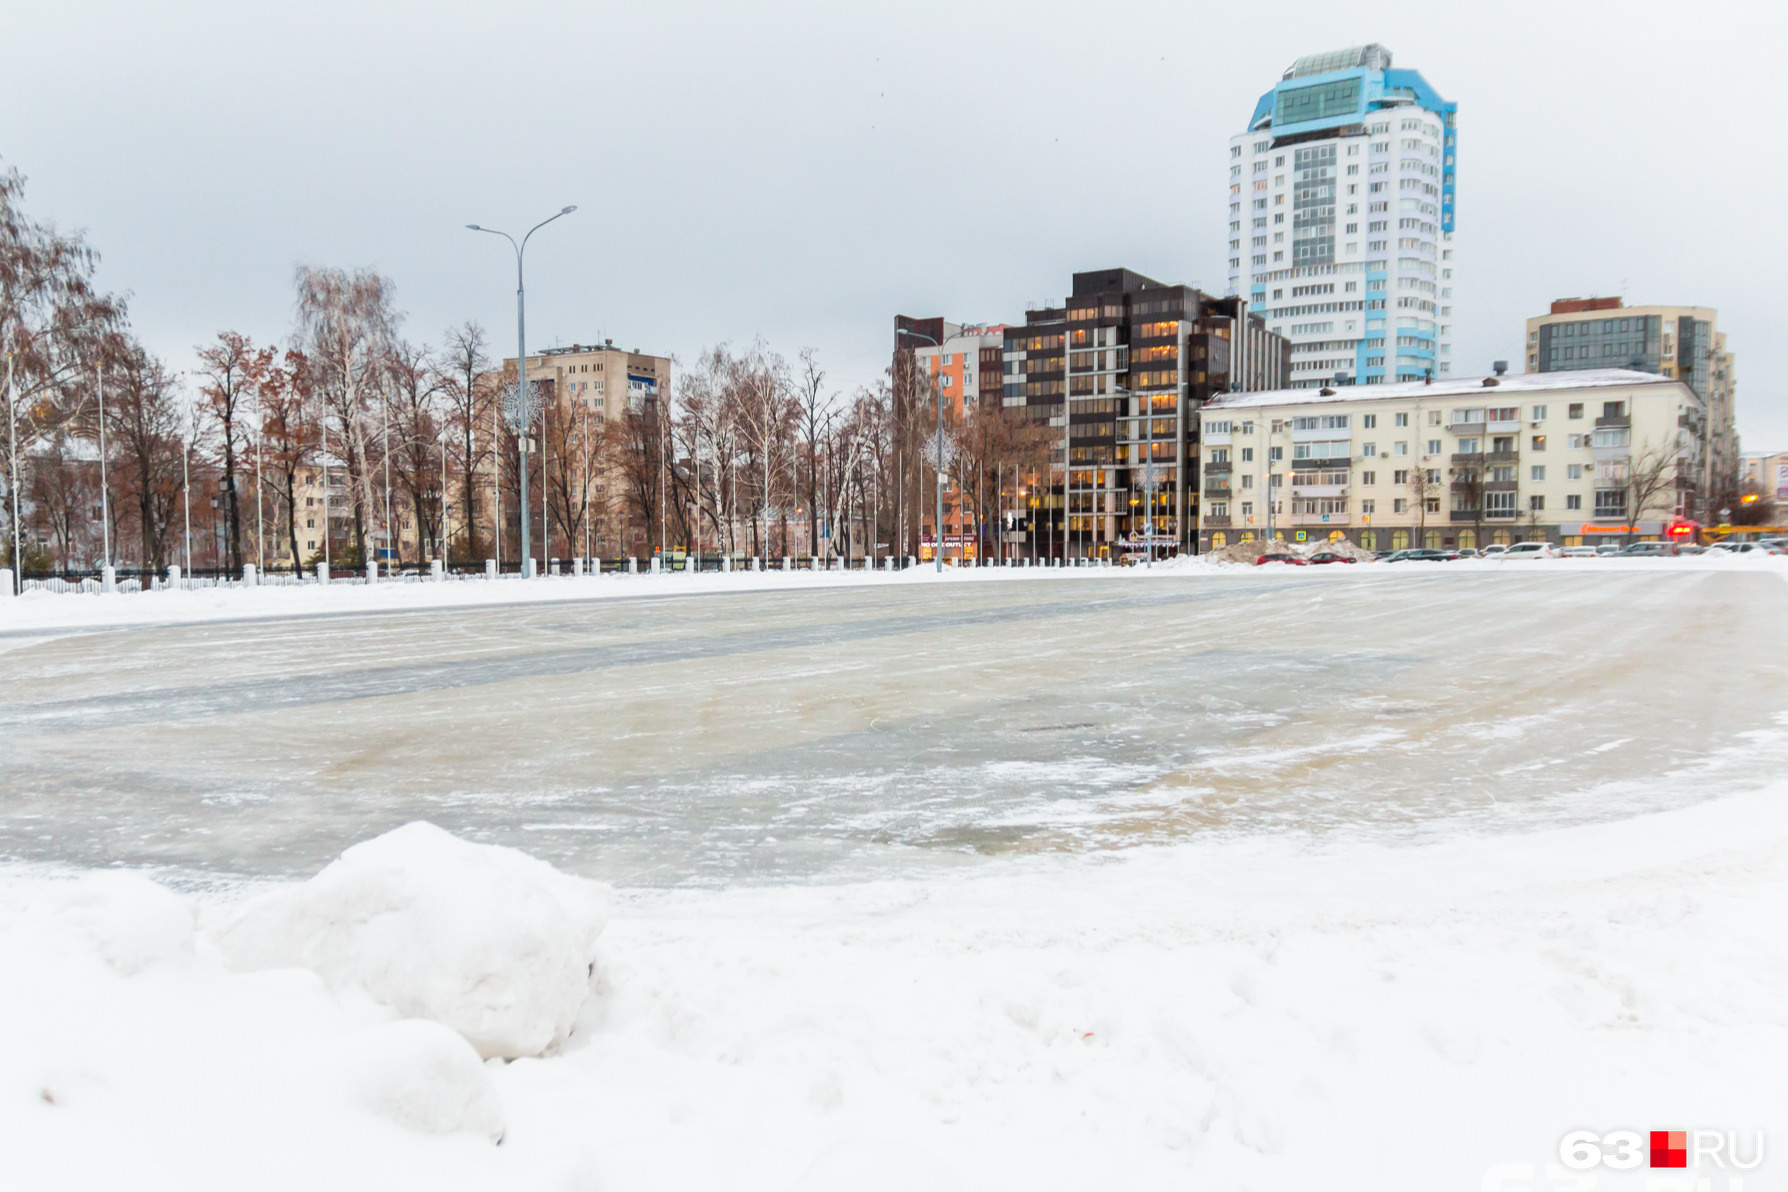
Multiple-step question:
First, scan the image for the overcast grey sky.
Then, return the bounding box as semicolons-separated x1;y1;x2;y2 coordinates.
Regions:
5;0;1783;447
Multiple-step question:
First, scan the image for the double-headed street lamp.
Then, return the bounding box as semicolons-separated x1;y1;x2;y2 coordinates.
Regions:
467;206;576;574
896;327;946;573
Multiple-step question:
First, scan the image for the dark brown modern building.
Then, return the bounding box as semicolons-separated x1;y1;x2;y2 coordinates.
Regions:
1001;268;1288;558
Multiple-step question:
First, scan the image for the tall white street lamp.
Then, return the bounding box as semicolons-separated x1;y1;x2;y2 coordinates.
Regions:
467;205;576;574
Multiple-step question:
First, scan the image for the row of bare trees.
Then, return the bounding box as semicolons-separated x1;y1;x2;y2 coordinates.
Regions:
3;157;1060;576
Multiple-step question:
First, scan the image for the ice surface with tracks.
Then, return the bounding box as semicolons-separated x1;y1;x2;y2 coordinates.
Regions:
1;560;1785;1190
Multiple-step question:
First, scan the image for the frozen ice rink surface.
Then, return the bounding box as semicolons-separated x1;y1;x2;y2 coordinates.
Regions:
3;565;1784;886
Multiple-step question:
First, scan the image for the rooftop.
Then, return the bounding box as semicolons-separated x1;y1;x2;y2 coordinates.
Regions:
1202;369;1686;412
1284;43;1392;80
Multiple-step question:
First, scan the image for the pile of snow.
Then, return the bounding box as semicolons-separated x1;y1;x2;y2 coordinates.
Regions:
215;822;610;1059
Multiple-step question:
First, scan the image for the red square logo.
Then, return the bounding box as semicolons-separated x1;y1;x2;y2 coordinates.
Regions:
1651;1130;1687;1168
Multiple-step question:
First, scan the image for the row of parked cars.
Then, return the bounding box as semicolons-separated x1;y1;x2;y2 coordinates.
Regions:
1377;538;1787;562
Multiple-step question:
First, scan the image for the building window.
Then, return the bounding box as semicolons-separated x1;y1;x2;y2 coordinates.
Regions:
1531;404;1547;420
1240;447;1253;462
1362;443;1377;456
1568;403;1584;419
1394;412;1408;427
1362;414;1377;428
1531;434;1546;451
1567;464;1584;480
1426;440;1441;455
1531;466;1546;481
1393;498;1408;513
1529;495;1545;512
1361;471;1376;485
1566;494;1583;510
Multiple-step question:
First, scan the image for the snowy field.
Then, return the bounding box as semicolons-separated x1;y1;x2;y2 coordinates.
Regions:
3;559;1785;1190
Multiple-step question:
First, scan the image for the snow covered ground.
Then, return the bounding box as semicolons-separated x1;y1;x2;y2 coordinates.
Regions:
3;560;1785;1189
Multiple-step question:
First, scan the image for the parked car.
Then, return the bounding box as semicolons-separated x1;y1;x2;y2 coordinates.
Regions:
1253;551;1309;566
1480;543;1510;558
1560;545;1599;558
1503;541;1559;559
1619;541;1676;556
1455;547;1480;558
1383;548;1455;563
1757;538;1788;553
1595;544;1622;556
1306;550;1358;564
1722;541;1781;555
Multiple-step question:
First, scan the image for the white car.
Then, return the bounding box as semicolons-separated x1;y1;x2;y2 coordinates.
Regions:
1480;543;1510;558
1560;545;1599;558
1503;541;1559;559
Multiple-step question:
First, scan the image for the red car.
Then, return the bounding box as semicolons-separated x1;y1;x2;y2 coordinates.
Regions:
1253;552;1309;566
1306;551;1358;564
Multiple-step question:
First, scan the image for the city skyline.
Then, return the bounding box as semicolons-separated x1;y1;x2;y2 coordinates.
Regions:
3;0;1782;447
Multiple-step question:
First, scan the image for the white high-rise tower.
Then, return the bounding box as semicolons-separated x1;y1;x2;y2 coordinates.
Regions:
1225;44;1456;387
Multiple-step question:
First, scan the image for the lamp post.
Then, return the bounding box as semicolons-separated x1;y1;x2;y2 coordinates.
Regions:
896;327;945;573
467;206;577;575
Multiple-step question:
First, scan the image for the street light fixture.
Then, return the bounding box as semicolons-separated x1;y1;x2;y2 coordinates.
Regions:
467;205;577;575
896;326;946;573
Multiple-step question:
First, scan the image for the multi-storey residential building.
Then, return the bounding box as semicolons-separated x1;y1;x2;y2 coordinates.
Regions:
1525;298;1737;514
1739;450;1788;511
1001;268;1286;559
508;339;668;425
898;269;1287;561
1227;44;1457;388
504;339;671;559
1196;368;1704;553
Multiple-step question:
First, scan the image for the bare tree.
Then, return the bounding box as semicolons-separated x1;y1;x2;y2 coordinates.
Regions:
195;331;272;572
794;348;835;559
256;350;315;570
1618;444;1680;546
1407;465;1440;549
0;163;127;562
439;322;493;561
292;266;400;566
109;347;186;570
387;339;444;562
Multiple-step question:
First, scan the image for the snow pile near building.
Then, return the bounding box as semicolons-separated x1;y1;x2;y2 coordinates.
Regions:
214;821;610;1060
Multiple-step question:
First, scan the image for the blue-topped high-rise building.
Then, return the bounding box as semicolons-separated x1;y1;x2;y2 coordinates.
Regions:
1225;44;1457;387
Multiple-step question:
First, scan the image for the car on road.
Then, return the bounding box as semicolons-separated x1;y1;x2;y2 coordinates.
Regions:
1560;545;1599;558
1503;541;1560;559
1480;543;1510;558
1306;550;1358;564
1721;541;1782;556
1383;548;1456;563
1619;541;1676;556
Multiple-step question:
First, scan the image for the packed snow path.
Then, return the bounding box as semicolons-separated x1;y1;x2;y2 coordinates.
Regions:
2;565;1784;884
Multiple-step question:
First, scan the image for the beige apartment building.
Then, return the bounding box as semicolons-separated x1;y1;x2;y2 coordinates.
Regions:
1197;368;1704;552
1525;297;1736;514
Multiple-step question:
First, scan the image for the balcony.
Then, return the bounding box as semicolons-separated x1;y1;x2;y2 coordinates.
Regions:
1203;515;1233;528
1450;451;1484;464
1448;421;1486;437
1484;450;1518;464
1203;485;1232;499
1448;510;1479;523
1595;413;1631;429
1204;460;1232;474
1291;483;1348;498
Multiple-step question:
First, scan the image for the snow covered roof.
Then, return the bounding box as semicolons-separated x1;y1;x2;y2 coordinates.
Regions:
1201;368;1688;412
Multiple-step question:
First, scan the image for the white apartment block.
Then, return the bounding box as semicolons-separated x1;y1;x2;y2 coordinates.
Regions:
1226;44;1457;389
1197;369;1705;553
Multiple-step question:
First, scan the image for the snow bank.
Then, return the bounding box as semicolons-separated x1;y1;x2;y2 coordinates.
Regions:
214;822;610;1059
338;1019;506;1142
